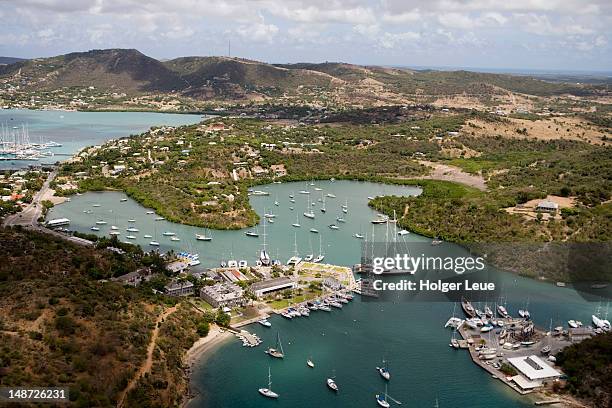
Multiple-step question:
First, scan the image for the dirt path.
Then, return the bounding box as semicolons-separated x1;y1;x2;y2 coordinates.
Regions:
117;305;178;408
415;160;487;191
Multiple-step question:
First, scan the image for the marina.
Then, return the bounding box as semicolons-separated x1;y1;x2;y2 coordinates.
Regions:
43;181;610;408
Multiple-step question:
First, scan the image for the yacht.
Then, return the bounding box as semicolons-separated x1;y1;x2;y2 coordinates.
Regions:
90;226;100;231
109;231;121;236
245;230;259;237
326;193;336;198
568;320;580;328
354;233;364;239
376;385;390;408
484;305;494;318
126;235;137;240
258;367;279;399
292;213;301;228
196;233;212;241
518;309;531;319
228;260;238;268
258;319;272;327
162;231;175;236
143;234;153;238
431;237;443;245
328;224;339;230
299;190;310;194
336;216;346;223
128;219;136;222
376;360;391;380
304;207;315;219
326;378;338;392
461;297;476;318
304;254;314;262
120;198;128;202
149;241;160;246
238;260;248;268
310;228;319;233
397;229;409;236
95;220;107;225
126;227;139;232
146;211;154;214
497;305;510;318
371;215;388;224
313;236;325;263
307;359;315;368
111;225;119;230
170;236;180;241
592;314;611;331
155;217;165;221
92;204;101;207
265;332;285;359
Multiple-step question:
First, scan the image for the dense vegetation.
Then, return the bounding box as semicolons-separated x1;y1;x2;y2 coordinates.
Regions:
0;227;206;407
556;333;611;408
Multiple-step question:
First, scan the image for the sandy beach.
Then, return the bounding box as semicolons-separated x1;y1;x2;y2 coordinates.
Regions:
184;324;233;368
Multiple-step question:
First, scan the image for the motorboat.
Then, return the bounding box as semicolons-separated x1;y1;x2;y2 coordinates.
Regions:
162;231;175;236
90;227;100;231
170;236;180;241
354;233;364;239
196;233;212;241
307;359;315;368
238;260;248;268
258;319;272;328
328;224;339;230
245;230;259;237
310;228;319;233
326;378;338;392
149;241;160;246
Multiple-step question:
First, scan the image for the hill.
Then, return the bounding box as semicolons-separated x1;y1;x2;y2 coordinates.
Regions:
0;227;209;407
0;48;606;105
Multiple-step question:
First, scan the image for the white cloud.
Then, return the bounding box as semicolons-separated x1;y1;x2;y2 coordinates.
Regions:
379;31;421;49
236;22;279;43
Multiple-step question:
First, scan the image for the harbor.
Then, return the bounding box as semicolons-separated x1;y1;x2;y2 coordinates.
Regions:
43;181;609;408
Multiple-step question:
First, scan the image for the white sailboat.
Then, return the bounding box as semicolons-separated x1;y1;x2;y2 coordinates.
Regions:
258;367;279;399
327;370;338;392
304;195;315;219
376;359;391;380
376;384;390;408
260;217;271;266
292;212;301;228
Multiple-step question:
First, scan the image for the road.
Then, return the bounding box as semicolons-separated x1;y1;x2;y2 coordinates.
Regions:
2;169;93;246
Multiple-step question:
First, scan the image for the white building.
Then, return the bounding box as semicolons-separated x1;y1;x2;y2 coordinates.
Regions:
250;277;297;298
507;355;562;383
200;283;245;308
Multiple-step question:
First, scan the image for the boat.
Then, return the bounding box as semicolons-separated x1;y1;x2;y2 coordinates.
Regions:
265;332;285;359
120;198;128;202
144;234;152;238
371;215;388;224
126;235;137;240
336;216;346;223
299;190;310;194
149;241;160;246
128;219;136;222
155;217;165;221
258;319;271;328
238;260;247;268
245;230;259;237
170;236;180;241
592;314;611;331
461;297;476;318
146;211;154;214
354;233;364;239
480;325;494;333
521;341;536;346
126;227;139;232
92;204;101;207
292;213;301;228
303;195;315;219
326;377;338;392
310;228;319;233
196;233;212;241
326;193;336;198
484;305;494;318
109;231;121;236
304;254;314;262
540;345;552;355
497;305;510;318
376;360;390;380
307;359;314;368
162;232;175;236
95;220;107;225
568;320;579;328
228;260;238;268
258;367;279;399
90;226;100;231
431;237;443;245
518;309;531;319
328;224;339;230
110;225;119;230
397;229;409;236
376;384;391;408
556;282;566;287
450;335;460;349
251;190;270;196
313;236;325;263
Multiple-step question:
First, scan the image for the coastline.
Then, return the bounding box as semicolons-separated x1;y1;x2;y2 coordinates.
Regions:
182;324;234;407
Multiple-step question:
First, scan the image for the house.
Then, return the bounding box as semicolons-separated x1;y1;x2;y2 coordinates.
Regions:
250;277;297;298
164;280;195;297
270;164;287;177
200;283;245;308
251;166;269;178
536;201;559;213
167;261;189;274
113;268;153;287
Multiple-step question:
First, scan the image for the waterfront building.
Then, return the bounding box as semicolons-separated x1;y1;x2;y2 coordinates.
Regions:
507;355;562;384
164;280;195;297
200;283;245;308
167;261;189;274
250;277;297;298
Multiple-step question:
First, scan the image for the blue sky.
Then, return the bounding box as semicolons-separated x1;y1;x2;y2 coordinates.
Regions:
1;0;611;71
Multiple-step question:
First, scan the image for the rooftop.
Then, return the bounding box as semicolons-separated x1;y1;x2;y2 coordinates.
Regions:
250;277;294;291
507;355;561;381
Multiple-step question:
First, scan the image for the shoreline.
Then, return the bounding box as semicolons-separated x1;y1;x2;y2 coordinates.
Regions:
182;324;234;407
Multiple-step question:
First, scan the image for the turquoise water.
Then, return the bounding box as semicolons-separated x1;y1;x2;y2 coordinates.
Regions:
46;181;603;408
0;109;204;169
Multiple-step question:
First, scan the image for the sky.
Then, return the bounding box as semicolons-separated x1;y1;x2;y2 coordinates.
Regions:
1;0;611;71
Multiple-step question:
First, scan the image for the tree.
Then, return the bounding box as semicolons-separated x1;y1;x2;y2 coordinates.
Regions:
215;309;230;327
196;321;210;337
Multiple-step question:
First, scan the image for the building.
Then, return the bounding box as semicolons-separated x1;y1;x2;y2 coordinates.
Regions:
164;280;195;297
569;327;593;342
507;355;562;383
270;164;287;177
250;277;297;298
536;201;559;213
113;268;153;287
200;283;245;308
46;218;71;227
167;261;189;274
